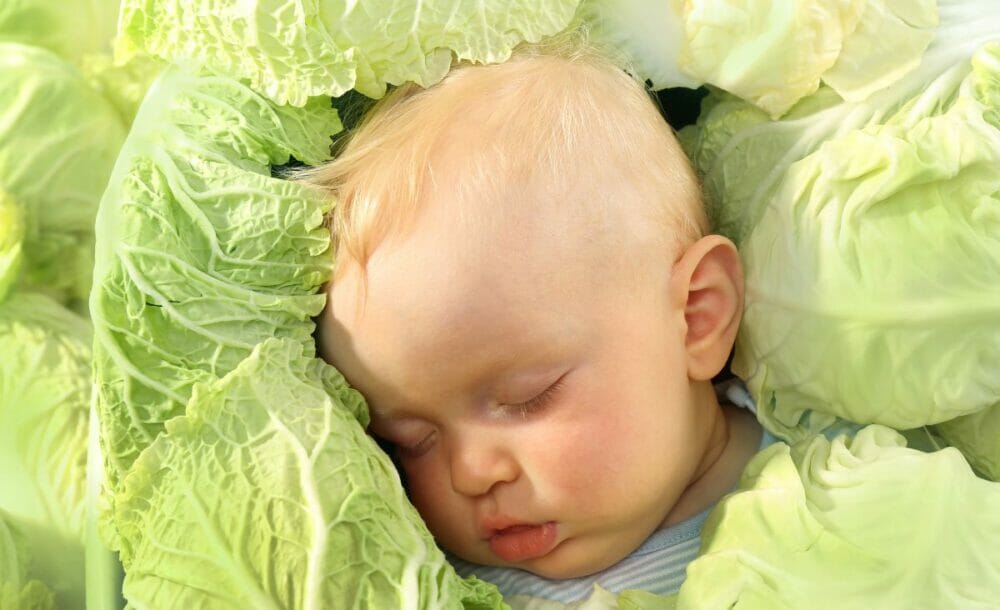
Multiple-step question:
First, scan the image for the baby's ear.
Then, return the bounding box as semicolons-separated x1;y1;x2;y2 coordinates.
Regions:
670;235;744;381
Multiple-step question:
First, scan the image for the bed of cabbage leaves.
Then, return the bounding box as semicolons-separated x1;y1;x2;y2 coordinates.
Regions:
2;1;999;609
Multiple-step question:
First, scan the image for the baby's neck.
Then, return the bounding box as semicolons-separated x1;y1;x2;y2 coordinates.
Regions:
660;397;764;528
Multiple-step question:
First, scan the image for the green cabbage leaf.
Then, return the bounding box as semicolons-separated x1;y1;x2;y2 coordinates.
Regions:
0;43;128;311
0;513;56;610
676;426;1000;609
116;0;580;105
0;292;93;608
91;64;341;501
575;0;699;90
677;0;868;118
0;189;24;302
114;337;505;609
0;6;159;608
934;405;1000;480
581;0;938;118
0;0;120;67
679;5;1000;473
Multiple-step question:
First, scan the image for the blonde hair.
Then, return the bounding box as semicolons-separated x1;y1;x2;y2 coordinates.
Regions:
294;30;708;279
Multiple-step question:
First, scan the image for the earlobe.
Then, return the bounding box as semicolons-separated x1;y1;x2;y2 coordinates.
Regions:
670;235;744;381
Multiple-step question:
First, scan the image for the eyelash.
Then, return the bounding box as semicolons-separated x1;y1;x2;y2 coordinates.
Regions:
504;377;565;418
397;430;437;459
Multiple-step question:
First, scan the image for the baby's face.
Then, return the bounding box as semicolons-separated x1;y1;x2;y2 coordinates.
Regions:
319;190;713;578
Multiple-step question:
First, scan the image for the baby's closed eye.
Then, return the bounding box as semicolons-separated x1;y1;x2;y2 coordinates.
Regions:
495;374;568;419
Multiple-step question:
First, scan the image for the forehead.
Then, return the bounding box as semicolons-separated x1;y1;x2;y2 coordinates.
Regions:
325;195;598;403
321;130;671;409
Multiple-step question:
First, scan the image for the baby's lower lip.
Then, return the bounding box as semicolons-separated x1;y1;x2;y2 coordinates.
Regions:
488;522;558;562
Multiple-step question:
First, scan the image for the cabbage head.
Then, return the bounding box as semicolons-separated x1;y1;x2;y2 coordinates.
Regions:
0;292;92;608
116;0;581;105
91;63;340;504
0;5;155;609
0;42;127;311
679;5;1000;478
676;426;1000;609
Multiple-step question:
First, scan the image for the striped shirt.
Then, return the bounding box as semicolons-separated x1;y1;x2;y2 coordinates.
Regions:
449;382;778;603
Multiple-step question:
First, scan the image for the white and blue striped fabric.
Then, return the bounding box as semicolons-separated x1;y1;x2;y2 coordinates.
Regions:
449;381;779;603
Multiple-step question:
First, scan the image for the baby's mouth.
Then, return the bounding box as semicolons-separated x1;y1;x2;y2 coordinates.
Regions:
487;522;558;562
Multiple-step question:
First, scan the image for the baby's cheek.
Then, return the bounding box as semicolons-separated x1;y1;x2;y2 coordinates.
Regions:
531;420;622;493
552;415;656;495
402;458;463;533
402;458;443;507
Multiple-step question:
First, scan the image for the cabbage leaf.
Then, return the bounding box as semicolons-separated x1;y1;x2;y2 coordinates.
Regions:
580;0;939;119
680;8;1000;460
0;189;24;303
821;0;938;102
0;42;127;311
114;337;505;609
734;49;1000;436
934;405;1000;481
576;0;699;90
0;292;92;608
676;426;1000;609
91;65;341;501
116;0;581;105
0;0;120;66
678;0;867;118
0;513;56;610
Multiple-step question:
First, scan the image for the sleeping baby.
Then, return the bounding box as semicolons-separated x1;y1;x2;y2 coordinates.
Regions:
300;32;777;602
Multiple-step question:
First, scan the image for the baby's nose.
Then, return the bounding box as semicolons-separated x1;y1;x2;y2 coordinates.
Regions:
448;435;519;497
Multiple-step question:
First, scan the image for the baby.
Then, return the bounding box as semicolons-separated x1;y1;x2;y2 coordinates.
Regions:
305;34;768;602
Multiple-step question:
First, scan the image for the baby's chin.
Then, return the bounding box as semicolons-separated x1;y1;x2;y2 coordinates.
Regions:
460;536;631;580
526;541;629;579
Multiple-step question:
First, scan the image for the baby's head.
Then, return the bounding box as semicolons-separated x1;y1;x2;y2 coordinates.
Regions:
307;34;744;578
